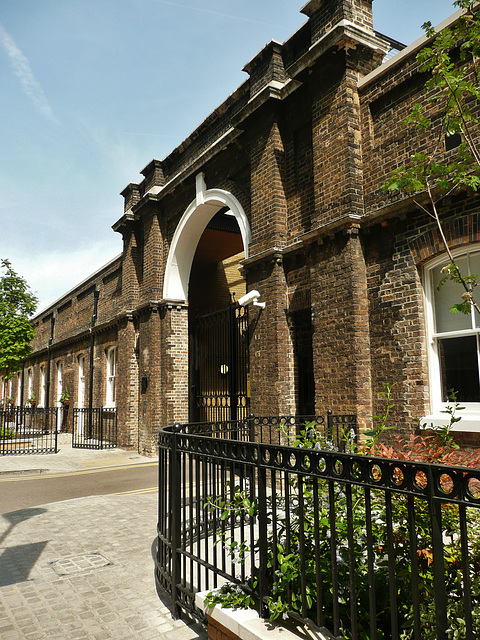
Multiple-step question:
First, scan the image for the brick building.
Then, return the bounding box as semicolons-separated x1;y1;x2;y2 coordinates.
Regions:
14;0;480;454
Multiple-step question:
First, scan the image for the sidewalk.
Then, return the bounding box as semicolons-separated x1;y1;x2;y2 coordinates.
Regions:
0;433;158;476
0;437;207;640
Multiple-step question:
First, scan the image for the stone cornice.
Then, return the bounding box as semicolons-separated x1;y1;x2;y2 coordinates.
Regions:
286;20;389;80
112;211;136;232
127;127;243;217
242;215;362;267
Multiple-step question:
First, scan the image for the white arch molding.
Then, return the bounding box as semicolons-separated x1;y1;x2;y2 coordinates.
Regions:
163;185;251;302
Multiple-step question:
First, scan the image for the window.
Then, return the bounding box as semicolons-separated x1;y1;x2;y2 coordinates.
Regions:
445;132;461;151
56;362;63;406
16;372;21;406
27;369;33;403
425;247;480;428
40;366;46;407
106;347;117;407
78;356;86;408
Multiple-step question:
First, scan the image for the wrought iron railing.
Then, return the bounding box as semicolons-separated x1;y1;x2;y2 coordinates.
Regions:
0;407;58;454
156;416;480;640
173;413;357;449
251;412;357;450
72;407;117;449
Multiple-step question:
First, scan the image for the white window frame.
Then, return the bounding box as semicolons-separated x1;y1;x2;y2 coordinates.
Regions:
27;368;33;403
78;356;86;408
56;362;63;407
424;245;480;431
105;347;117;408
40;366;46;407
16;372;21;406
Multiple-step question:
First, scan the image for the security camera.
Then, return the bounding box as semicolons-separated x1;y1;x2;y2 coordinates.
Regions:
238;290;266;309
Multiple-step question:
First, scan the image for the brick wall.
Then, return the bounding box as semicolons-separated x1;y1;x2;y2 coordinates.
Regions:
21;0;480;451
303;0;375;39
206;617;238;640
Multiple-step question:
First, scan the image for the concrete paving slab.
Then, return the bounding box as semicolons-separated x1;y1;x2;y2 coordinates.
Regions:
0;492;206;640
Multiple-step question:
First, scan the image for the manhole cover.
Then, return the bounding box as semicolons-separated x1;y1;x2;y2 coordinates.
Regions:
49;553;113;576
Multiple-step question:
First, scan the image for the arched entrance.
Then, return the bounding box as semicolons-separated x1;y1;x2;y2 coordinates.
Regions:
163;177;251;422
163;179;251;303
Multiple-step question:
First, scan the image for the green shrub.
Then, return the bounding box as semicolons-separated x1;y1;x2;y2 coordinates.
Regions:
204;395;480;638
0;426;16;439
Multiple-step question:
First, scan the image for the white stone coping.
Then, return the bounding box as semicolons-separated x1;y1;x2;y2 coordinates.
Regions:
358;8;464;89
195;591;338;640
421;412;480;433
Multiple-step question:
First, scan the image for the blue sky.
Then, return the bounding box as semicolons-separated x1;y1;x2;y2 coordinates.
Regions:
1;0;457;312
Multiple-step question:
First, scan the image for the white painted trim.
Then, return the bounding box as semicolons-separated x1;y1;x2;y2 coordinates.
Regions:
105;346;117;408
163;187;251;302
78;355;86;409
358;9;464;89
196;591;335;640
56;361;63;408
422;408;480;433
39;366;46;408
423;245;480;427
423;260;442;411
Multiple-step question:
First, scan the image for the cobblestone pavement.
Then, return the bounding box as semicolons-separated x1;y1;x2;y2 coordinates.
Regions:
0;444;207;640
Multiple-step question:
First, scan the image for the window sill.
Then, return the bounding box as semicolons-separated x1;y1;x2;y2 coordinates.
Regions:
421;411;480;433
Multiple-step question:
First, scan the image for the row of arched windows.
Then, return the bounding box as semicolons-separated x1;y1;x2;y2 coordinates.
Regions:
1;347;117;409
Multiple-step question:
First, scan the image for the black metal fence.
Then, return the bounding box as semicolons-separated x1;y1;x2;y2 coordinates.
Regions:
172;413;357;448
251;412;357;450
156;415;480;640
72;407;117;449
0;407;58;454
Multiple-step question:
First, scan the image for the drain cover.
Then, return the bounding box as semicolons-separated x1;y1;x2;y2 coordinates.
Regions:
49;553;112;576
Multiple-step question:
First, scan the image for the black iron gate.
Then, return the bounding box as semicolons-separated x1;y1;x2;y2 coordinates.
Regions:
189;304;249;422
0;407;58;455
72;408;117;449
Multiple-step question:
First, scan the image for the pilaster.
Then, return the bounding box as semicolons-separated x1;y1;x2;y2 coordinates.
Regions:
116;313;140;450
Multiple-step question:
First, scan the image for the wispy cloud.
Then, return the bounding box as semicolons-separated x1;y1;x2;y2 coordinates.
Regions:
8;240;122;313
77;115;148;181
0;21;58;124
154;0;281;28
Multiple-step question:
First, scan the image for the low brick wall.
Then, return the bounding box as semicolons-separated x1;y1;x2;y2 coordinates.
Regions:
207;617;238;640
196;592;338;640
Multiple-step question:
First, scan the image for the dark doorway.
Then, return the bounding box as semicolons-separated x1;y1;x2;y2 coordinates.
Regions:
291;308;315;415
188;207;248;423
188;208;245;315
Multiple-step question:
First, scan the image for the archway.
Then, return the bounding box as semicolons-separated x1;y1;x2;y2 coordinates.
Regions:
163;180;251;303
163;177;251;422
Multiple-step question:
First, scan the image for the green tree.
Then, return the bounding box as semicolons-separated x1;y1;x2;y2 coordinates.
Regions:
383;0;480;315
0;259;38;402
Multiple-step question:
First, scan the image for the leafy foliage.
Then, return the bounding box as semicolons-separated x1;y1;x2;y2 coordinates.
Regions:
204;389;480;638
0;426;17;439
436;263;478;314
383;0;480;315
0;259;38;383
362;382;397;450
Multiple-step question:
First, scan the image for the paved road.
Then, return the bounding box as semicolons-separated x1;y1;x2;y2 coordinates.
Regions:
0;463;158;514
0;439;207;640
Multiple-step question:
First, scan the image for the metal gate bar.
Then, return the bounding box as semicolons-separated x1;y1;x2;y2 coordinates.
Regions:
72;407;117;449
0;407;58;455
190;304;249;423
